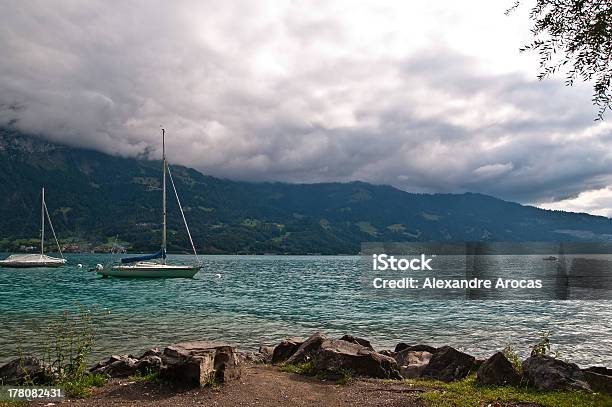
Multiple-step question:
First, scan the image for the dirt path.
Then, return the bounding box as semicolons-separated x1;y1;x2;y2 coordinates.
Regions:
35;364;429;407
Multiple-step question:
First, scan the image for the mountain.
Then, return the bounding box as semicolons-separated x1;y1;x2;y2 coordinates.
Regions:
1;127;612;254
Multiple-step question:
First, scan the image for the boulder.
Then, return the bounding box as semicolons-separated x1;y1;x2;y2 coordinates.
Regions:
394;343;438;353
422;346;476;382
582;369;612;395
258;345;274;363
160;341;241;387
135;355;162;374
286;332;328;364
476;352;521;386
339;335;374;351
379;350;395;357
393;350;432;379
90;354;138;378
522;355;590;392
312;339;402;380
0;356;50;385
272;338;303;364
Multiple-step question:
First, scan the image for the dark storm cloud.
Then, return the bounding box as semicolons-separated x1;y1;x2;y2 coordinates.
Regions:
0;0;610;211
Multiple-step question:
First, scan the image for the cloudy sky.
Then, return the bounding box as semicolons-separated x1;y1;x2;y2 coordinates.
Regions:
1;1;611;215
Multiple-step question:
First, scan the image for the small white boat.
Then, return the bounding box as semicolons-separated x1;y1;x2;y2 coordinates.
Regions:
0;188;66;268
98;128;201;278
0;253;66;268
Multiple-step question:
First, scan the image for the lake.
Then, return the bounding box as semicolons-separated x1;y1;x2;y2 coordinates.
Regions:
0;253;610;366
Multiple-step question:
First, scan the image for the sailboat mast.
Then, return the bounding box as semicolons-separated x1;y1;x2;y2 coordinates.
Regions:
162;128;167;263
41;187;45;255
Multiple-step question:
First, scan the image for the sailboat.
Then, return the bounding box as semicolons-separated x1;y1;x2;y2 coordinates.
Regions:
0;188;67;268
97;128;202;278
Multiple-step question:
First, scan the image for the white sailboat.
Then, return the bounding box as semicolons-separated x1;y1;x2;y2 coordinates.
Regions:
0;188;67;268
98;128;202;278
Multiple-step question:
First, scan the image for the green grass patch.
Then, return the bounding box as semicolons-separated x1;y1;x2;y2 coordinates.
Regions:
399;375;612;407
502;344;523;371
128;369;160;383
13;306;110;399
334;368;354;385
61;373;109;398
279;362;316;375
240;218;260;227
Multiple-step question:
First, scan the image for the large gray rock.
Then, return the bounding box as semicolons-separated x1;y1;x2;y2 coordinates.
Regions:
582;368;612;395
339;335;374;351
134;348;162;373
135;355;162;374
139;348;162;359
477;352;520;386
90;354;139;378
89;350;161;377
312;339;402;380
286;332;328;364
522;355;590;392
272;338;303;364
393;350;432;379
422;346;476;382
160;341;241;387
0;356;50;385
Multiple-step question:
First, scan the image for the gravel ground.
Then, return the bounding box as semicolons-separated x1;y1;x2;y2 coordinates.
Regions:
27;364;542;407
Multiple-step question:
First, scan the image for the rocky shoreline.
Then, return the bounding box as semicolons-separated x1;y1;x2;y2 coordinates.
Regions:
1;331;611;405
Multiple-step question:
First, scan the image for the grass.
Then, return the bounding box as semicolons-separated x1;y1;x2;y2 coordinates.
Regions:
128;369;160;383
397;375;612;407
334;368;354;385
13;306;110;398
279;362;316;375
502;344;523;371
61;372;109;398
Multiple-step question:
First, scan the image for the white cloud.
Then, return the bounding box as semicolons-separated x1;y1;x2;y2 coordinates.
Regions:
537;187;612;218
473;162;514;179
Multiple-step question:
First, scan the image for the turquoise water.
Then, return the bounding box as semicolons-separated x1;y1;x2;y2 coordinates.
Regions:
0;253;610;366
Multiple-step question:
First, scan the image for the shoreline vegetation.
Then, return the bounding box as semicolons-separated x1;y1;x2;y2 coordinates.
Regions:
0;244;353;256
0;309;610;406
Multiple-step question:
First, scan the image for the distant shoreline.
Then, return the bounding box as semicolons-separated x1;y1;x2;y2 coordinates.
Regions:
0;251;360;256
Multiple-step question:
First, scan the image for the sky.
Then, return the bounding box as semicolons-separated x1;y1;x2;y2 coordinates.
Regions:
1;1;611;216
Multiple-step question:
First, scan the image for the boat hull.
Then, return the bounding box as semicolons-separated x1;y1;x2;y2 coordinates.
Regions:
0;255;66;268
0;261;66;268
98;264;201;278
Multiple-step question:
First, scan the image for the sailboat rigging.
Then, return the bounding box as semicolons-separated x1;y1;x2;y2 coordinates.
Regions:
0;188;66;268
97;128;202;278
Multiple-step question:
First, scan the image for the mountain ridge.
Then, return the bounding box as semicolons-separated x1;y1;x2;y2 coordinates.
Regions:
1;127;611;254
